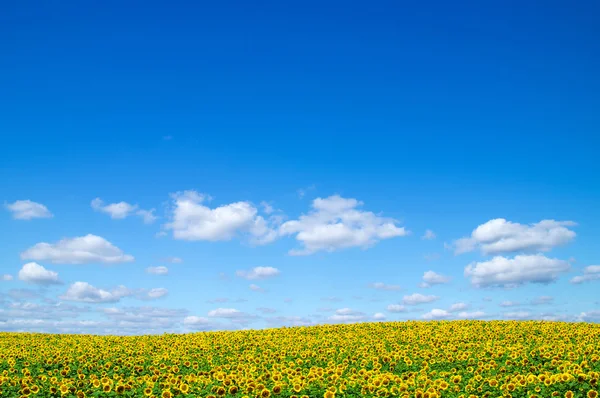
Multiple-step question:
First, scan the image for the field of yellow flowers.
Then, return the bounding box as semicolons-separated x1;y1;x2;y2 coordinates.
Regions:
1;320;599;398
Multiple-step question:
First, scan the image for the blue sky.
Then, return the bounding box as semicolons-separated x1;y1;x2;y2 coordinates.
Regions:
1;0;599;334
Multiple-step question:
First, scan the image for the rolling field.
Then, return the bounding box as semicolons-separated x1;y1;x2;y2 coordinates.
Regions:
1;320;599;398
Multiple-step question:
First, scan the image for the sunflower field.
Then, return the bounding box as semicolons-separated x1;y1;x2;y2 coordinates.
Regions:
0;320;599;398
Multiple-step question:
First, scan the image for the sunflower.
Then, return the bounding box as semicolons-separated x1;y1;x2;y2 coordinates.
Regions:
116;385;125;394
216;386;226;396
144;388;153;396
103;384;112;393
228;386;239;394
588;391;598;398
161;391;172;398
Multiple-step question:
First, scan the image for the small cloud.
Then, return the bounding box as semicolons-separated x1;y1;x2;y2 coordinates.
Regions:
402;293;439;305
260;201;274;215
421;229;436;240
449;302;468;312
2;274;13;281
21;234;134;264
236;266;280;280
5;200;53;220
18;262;62;285
373;313;386;320
146;266;168;275
249;284;265;292
369;282;401;291
386;304;407;313
163;257;183;263
422;309;450;320
419;271;450;288
281;195;408;255
320;296;342;302
570;265;600;284
59;282;132;303
91;198;156;224
465;254;571;288
500;301;520;307
450;218;576;255
144;288;168;300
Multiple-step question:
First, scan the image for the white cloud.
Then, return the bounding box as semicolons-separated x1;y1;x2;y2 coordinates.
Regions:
419;271;450;288
328;308;367;323
373;313;386;320
146;266;168;275
451;218;576;255
145;288;168;299
280;195;408;255
18;262;61;285
570;265;600;284
91;198;157;224
60;282;132;303
183;316;213;330
59;282;166;303
163;190;277;244
402;293;439;305
369;282;401;291
260;201;274;215
136;209;158;224
456;311;486;319
21;234;134;264
249;284;265;292
503;311;532;320
207;308;245;318
500;301;520;307
1;274;13;281
464;254;571;288
577;310;600;323
449;302;468;312
422;229;436;240
423;307;485;320
422;309;450;320
5;200;53;220
235;266;280;280
163;257;183;264
386;304;407;313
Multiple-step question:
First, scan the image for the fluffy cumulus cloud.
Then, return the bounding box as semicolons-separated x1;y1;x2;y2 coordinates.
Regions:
20;234;134;264
422;309;450;320
369;282;401;291
59;282;167;303
146;266;168;275
419;271;450;288
464;254;571;288
279;195;408;255
235;266;280;280
5;200;53;220
570;265;600;284
451;218;576;255
60;282;132;303
402;293;439;305
18;262;61;285
91;198;157;224
163;190;278;244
